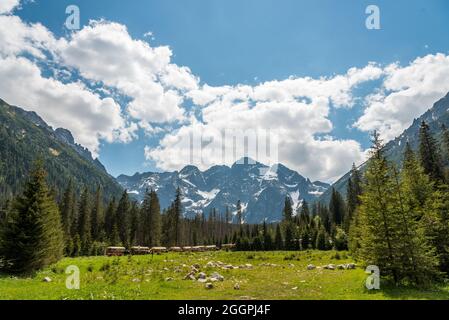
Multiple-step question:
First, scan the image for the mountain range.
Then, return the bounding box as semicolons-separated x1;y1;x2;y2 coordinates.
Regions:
117;158;329;223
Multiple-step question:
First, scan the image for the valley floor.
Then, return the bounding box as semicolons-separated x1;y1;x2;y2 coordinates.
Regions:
1;250;449;300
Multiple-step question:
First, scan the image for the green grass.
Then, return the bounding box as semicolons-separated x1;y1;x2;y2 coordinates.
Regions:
1;250;448;300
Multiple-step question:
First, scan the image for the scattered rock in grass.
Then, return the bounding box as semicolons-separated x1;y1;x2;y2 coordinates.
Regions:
245;263;253;269
205;282;213;289
307;264;316;270
198;272;207;280
289;263;295;268
210;272;224;281
42;277;52;283
198;278;207;283
292;287;298;290
184;273;196;281
165;277;174;282
223;265;234;270
337;264;346;270
192;263;201;269
132;278;141;283
234;283;240;290
163;267;169;271
324;264;335;270
346;263;356;270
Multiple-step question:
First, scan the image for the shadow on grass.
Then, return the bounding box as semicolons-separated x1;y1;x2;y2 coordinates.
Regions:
376;281;449;300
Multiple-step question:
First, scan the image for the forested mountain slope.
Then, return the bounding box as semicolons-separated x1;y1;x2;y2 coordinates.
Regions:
0;99;122;201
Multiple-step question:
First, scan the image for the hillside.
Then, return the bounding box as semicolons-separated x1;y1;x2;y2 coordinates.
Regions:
318;92;449;204
117;158;329;223
0;98;123;201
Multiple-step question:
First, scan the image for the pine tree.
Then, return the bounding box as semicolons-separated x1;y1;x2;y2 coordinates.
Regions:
0;161;64;274
262;221;272;250
116;191;130;247
172;187;183;245
329;188;345;226
236;200;243;225
346;164;362;231
129;201;139;246
104;197;116;240
91;186;103;242
60;180;76;255
357;132;402;283
419;121;444;182
423;185;449;274
282;196;293;222
316;227;327;250
78;187;92;255
358;132;438;285
284;223;295;250
274;224;283;250
60;180;75;240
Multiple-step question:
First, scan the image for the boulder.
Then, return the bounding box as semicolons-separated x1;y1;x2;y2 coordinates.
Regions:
205;282;214;289
307;264;316;270
210;272;224;281
165;277;174;282
337;264;345;270
184;272;196;280
346;263;356;269
198;272;207;280
234;283;240;290
42;277;52;282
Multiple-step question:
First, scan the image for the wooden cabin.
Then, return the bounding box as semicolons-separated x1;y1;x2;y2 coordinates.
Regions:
130;246;150;255
149;247;168;254
105;246;126;256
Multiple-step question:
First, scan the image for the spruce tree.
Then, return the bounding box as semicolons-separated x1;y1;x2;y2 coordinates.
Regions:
423;185;449;274
282;196;293;221
357;132;402;284
129;201;140;246
60;180;75;240
91;186;103;242
346;164;362;231
236;200;243;225
60;180;76;255
358;132;438;285
0;161;64;274
104;197;116;241
329;188;345;226
116;191;130;247
274;224;283;250
419;121;444;182
78;187;92;255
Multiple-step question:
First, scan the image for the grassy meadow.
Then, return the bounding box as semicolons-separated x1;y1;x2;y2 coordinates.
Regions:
1;250;448;300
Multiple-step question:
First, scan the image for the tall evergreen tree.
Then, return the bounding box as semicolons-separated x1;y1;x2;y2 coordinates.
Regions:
77;187;92;255
345;163;363;231
0;161;64;274
282;196;293;222
104;197;116;239
274;224;283;250
116;191;130;247
358;132;438;285
419;121;444;182
329;188;345;226
60;180;75;240
90;186;103;242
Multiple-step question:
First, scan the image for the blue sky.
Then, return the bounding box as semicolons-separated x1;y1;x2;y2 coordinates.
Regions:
3;0;449;181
